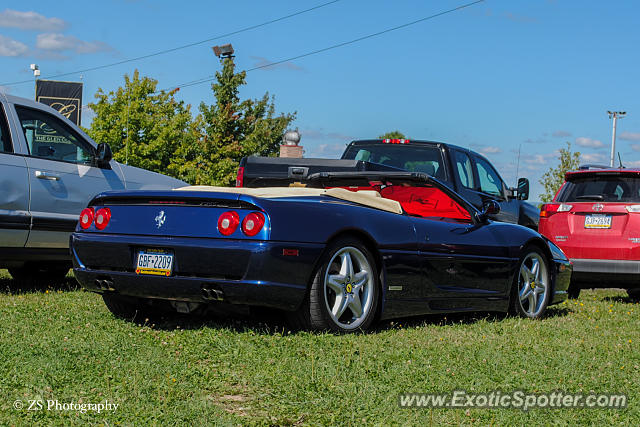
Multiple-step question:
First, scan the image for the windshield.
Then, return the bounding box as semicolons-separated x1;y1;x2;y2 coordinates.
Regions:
558;175;640;202
342;143;446;180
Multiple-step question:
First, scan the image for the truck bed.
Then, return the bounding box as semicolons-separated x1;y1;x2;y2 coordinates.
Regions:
238;156;401;187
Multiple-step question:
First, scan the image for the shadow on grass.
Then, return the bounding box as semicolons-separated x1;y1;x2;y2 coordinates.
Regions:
139;303;571;335
602;295;639;304
375;305;570;332
0;276;82;295
127;305;291;335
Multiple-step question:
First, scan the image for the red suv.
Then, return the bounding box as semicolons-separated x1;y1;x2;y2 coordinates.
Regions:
539;167;640;300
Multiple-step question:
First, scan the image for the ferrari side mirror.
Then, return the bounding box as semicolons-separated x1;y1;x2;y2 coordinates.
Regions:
478;200;501;223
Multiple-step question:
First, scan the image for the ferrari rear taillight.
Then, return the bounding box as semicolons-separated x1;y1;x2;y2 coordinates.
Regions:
236;167;244;187
218;211;240;236
79;208;94;229
540;203;572;218
94;208;111;230
242;212;265;237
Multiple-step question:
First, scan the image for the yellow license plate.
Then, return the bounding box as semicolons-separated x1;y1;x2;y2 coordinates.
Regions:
584;214;612;229
135;249;173;276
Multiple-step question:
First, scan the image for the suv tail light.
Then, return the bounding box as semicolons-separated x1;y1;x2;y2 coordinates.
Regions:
218;211;240;236
236;167;244;187
94;208;111;230
540;203;572;218
241;212;265;237
79;208;94;229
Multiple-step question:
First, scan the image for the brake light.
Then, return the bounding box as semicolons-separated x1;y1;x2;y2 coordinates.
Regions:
382;139;410;144
79;208;94;229
94;208;111;230
540;203;572;218
540;204;557;218
218;211;240;236
242;212;265;237
626;205;640;213
236;167;244;187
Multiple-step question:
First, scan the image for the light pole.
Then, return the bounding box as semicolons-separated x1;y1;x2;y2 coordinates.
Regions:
212;44;234;59
608;110;626;167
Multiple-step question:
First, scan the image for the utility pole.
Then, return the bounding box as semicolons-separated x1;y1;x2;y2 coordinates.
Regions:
125;89;130;165
608;110;626;167
30;64;40;99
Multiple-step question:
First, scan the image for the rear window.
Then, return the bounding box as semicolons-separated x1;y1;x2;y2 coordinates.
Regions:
557;175;640;202
342;143;446;180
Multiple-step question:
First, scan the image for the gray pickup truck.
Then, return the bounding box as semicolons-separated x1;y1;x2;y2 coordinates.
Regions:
238;138;539;230
0;94;185;282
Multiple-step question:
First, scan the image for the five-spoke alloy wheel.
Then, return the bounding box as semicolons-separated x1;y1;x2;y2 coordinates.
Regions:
510;247;550;318
323;246;375;330
289;237;379;332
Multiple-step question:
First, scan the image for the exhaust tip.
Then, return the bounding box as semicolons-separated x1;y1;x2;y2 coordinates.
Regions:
94;278;115;291
201;284;224;301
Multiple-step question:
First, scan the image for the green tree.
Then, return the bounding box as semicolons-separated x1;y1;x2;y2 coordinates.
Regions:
539;142;581;202
87;70;195;177
176;57;296;186
378;130;406;139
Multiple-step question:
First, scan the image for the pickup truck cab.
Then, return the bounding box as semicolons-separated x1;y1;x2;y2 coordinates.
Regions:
238;138;538;230
0;94;186;282
342;139;538;229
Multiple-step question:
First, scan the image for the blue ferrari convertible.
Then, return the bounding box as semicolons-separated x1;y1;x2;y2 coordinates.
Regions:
70;172;571;332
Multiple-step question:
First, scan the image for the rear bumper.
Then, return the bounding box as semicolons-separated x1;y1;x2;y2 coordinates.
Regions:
71;233;325;311
571;258;640;287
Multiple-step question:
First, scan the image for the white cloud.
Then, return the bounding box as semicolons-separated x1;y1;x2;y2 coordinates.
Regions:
0;34;28;56
552;130;571;138
575;137;604;148
300;128;354;142
623;160;640;168
472;145;501;155
326;132;355;140
580;152;606;163
630;144;640;152
306;143;344;158
479;146;501;154
0;85;10;94
523;137;547;144
36;33;112;54
523;152;558;165
0;9;67;31
619;132;640;142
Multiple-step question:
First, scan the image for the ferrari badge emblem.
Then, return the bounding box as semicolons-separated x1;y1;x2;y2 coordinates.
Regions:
155;211;166;228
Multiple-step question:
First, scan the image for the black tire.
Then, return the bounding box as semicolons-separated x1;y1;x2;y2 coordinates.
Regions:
288;237;380;332
8;263;70;286
567;284;581;299
102;294;150;322
627;289;640;302
509;247;551;319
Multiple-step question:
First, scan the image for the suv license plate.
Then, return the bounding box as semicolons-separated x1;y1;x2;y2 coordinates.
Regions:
135;249;173;276
584;214;612;229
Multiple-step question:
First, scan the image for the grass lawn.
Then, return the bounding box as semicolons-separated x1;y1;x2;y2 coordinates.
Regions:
0;269;638;425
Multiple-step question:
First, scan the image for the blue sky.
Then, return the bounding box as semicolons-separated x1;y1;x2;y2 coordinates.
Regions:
1;0;639;200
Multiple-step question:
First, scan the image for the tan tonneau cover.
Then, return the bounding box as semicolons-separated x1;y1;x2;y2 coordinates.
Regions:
176;186;402;214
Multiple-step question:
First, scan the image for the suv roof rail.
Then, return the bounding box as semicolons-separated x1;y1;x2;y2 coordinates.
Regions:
578;164;610;170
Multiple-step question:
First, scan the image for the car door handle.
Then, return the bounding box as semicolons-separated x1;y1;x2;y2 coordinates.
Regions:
35;171;60;181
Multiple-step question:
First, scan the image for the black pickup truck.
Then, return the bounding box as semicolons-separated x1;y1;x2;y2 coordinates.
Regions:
237;139;539;230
